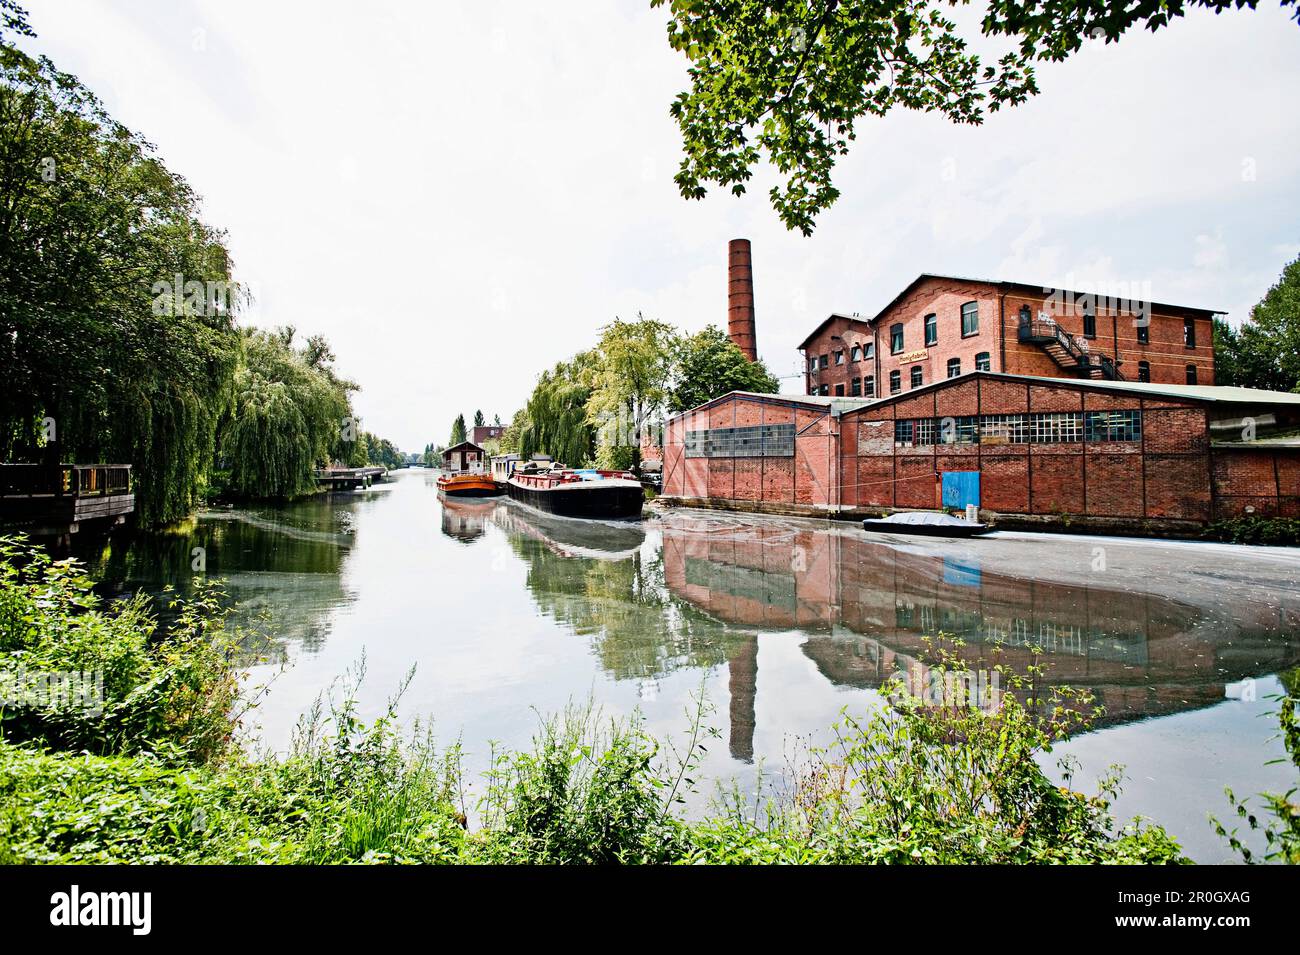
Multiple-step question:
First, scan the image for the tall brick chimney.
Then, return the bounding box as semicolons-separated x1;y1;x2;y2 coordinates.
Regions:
727;238;757;361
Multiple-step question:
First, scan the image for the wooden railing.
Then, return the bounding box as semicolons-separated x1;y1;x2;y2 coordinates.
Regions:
0;464;132;498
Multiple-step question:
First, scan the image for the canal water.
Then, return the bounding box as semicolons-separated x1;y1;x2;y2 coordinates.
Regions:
84;468;1300;862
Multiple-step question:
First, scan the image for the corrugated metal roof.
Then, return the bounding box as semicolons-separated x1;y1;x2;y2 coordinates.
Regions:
1012;375;1300;405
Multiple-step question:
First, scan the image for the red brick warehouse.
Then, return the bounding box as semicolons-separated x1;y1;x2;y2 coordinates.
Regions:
662;374;1300;535
798;274;1218;400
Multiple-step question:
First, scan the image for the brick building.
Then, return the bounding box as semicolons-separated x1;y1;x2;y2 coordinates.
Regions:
471;424;504;446
662;373;1300;533
799;275;1219;399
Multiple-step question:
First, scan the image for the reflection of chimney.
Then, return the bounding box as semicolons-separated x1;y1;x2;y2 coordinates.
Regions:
728;635;758;762
727;238;757;361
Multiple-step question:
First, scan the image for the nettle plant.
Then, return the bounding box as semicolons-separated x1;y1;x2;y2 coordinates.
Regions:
689;638;1186;864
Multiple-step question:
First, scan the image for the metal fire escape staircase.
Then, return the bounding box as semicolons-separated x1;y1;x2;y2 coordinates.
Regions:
1017;314;1124;381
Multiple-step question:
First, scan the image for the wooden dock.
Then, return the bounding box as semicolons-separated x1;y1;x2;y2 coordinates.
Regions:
314;466;387;490
0;464;135;538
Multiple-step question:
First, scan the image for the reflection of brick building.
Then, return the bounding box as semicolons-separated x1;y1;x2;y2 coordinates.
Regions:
660;519;1300;731
799;275;1218;399
662;373;1300;532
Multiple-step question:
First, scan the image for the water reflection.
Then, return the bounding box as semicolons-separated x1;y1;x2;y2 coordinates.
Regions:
660;519;1300;730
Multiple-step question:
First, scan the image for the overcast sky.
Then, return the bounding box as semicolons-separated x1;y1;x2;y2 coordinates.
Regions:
17;1;1300;450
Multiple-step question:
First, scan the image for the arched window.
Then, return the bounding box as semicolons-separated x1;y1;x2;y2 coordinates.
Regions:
924;313;938;346
889;370;901;394
910;366;923;388
975;352;991;371
864;375;875;397
947;357;961;378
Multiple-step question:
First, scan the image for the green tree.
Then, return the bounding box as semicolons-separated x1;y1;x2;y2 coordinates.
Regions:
217;328;355;500
669;325;780;413
0;40;241;524
587;315;679;471
520;353;598;467
652;0;1297;234
473;409;485;428
450;414;467;445
1213;255;1300;392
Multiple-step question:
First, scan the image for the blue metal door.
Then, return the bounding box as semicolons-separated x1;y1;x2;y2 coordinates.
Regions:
941;471;980;510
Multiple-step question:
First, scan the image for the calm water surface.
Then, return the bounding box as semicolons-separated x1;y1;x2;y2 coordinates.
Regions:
85;468;1300;862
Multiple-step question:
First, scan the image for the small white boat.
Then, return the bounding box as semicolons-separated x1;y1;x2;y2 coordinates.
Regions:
861;511;991;538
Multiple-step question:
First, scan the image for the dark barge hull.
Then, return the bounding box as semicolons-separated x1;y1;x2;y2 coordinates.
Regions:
437;485;503;498
861;519;990;538
506;481;643;519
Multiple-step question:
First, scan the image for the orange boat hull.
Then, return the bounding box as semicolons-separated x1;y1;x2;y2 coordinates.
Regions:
437;473;502;497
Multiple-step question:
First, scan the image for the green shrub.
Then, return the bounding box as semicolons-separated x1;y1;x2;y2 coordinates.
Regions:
684;646;1187;865
0;536;245;763
1203;516;1300;546
475;702;685;864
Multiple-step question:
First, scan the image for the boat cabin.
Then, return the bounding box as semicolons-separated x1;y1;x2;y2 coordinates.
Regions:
491;453;553;483
443;441;486;474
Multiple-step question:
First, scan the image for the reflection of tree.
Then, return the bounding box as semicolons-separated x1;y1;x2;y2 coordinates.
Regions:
508;534;749;682
79;500;354;664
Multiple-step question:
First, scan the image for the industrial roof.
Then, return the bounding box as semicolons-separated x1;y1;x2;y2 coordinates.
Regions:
668;375;1300;422
862;274;1225;328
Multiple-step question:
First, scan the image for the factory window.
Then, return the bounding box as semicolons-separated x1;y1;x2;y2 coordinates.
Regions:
850;344;861;362
947;357;961;379
864;341;875;359
940;416;978;445
819;354;829;369
1083;313;1096;339
980;414;1028;444
1085;410;1142;443
1184;317;1196;348
850;377;861;396
889;370;901;394
1136;321;1149;345
864;375;876;397
835;384;845;396
910;366;923;389
890;324;904;354
924;313;938;346
684;422;797;458
975;352;991;372
808;356;817;373
835;350;845;365
1137;360;1151;382
914;419;936;445
961;301;979;336
1186;364;1198;385
820;384;830;396
894;420;915;446
1029;412;1084;444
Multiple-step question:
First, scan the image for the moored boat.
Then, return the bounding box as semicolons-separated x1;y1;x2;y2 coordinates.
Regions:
861;511;991;538
437;440;502;498
436;471;502;498
505;463;643;519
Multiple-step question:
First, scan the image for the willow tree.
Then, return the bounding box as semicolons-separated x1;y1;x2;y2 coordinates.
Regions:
0;32;240;524
586;315;678;472
217;329;355;500
519;352;598;467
